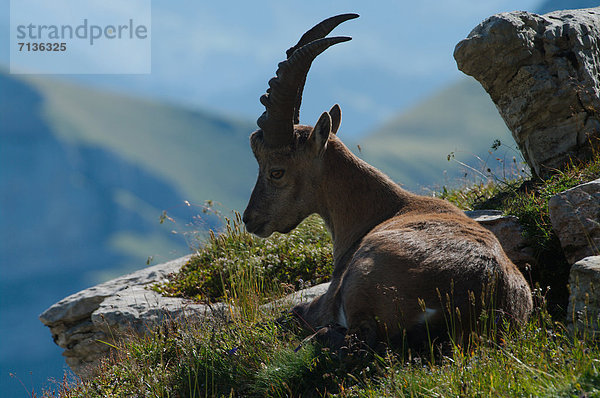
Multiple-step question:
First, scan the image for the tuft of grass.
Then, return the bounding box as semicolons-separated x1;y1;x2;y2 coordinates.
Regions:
45;306;353;398
495;157;600;248
438;177;524;212
366;308;600;397
154;213;333;306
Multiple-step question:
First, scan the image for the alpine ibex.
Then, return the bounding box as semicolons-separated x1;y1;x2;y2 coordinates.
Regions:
243;14;533;350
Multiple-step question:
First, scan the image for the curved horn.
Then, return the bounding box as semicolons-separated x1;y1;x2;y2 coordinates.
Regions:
286;13;359;125
257;14;357;147
285;13;359;59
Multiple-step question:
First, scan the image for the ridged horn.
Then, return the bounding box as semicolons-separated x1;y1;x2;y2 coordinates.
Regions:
257;14;357;147
286;13;358;124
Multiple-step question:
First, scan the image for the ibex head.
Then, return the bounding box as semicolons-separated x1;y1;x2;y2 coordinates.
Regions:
243;14;357;238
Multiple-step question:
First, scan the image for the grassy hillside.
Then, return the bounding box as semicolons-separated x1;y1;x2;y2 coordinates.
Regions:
47;152;600;397
359;78;521;192
21;75;257;213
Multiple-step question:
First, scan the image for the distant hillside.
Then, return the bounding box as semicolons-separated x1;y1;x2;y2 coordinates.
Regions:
359;78;516;191
0;72;256;393
2;72;257;276
21;75;257;212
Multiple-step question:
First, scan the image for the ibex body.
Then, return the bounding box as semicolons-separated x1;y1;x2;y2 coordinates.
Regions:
243;14;533;349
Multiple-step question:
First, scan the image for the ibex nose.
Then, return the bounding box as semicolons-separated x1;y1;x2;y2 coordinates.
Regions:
242;208;259;234
242;209;250;225
242;206;266;235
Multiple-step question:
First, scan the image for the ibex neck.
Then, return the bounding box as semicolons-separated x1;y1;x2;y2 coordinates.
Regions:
317;139;411;271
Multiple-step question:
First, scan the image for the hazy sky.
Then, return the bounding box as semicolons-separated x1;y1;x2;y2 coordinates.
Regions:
2;0;542;137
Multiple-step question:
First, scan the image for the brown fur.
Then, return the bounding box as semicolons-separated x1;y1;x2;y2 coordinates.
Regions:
244;108;533;351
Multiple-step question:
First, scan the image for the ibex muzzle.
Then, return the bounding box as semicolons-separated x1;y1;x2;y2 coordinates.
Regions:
243;14;533;350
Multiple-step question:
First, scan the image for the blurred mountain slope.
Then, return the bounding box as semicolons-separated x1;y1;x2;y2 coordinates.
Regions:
359;78;516;191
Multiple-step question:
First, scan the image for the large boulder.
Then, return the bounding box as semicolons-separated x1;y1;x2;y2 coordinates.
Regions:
454;8;600;177
567;256;600;334
549;178;600;265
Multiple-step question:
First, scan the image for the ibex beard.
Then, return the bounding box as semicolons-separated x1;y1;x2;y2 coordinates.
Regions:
243;14;533;352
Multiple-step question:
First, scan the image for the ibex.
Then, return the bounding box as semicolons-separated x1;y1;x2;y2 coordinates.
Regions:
243;14;533;350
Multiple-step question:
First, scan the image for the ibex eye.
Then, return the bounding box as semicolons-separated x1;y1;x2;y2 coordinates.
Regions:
270;169;285;179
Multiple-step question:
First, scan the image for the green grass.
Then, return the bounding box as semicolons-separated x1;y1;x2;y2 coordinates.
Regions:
153;213;333;306
367;314;600;397
43;288;600;397
41;150;600;398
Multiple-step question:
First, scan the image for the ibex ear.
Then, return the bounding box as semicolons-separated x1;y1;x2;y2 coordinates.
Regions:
309;112;332;156
329;104;341;135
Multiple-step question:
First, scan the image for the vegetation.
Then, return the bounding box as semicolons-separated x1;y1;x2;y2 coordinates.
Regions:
41;279;600;397
154;213;333;304
38;150;600;397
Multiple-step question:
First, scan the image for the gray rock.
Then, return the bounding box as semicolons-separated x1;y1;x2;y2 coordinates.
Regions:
454;8;600;177
263;282;331;311
549;178;600;264
39;255;213;377
91;284;224;335
40;255;192;326
466;210;536;269
39;253;325;378
567;256;600;333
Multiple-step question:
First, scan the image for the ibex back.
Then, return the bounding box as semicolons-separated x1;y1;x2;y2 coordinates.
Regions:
243;14;533;350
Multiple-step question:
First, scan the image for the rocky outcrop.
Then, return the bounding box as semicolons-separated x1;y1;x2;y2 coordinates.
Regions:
39;255;226;378
567;256;600;333
39;254;329;378
549;178;600;264
454;7;600;177
263;283;330;312
550;179;599;334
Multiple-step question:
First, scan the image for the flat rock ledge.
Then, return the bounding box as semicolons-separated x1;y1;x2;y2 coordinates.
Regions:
39;255;228;378
39;254;327;379
455;7;600;177
567;256;600;334
40;211;530;378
